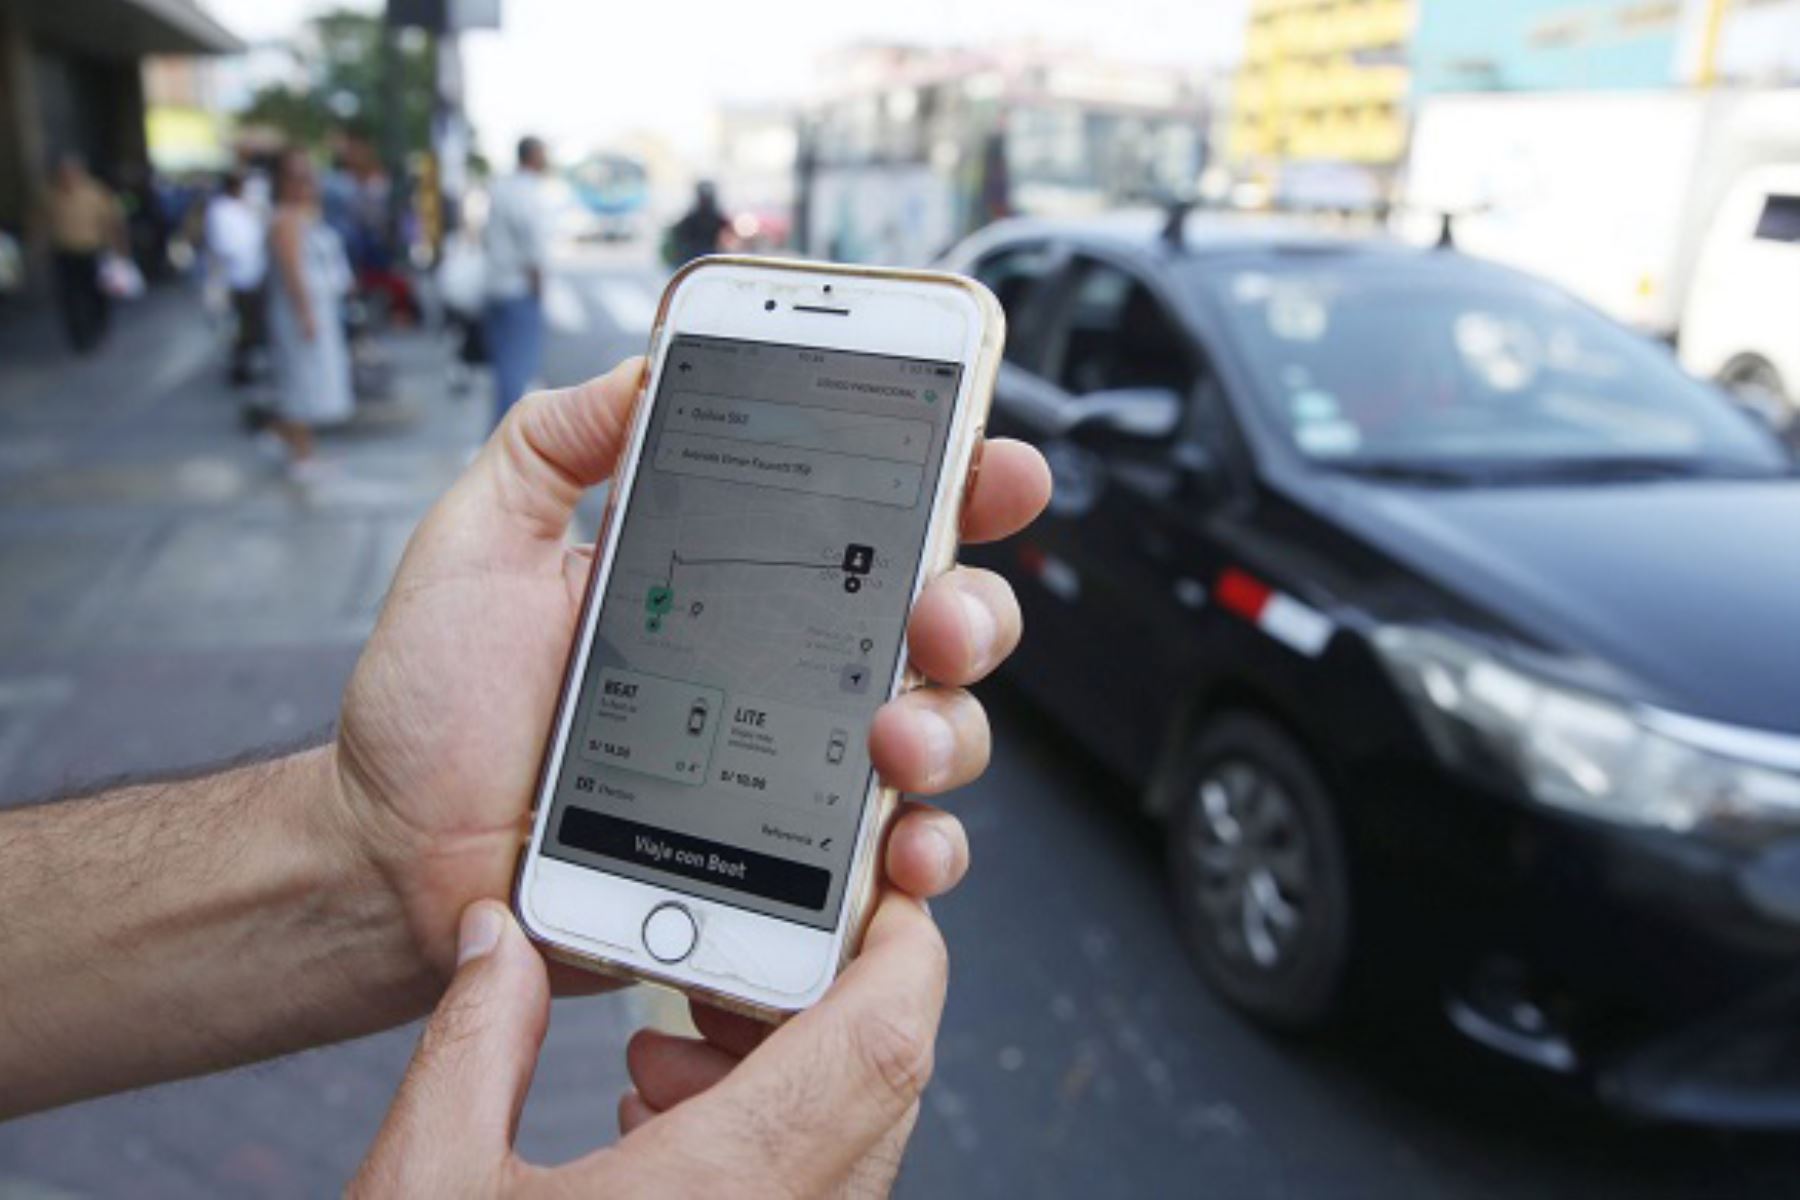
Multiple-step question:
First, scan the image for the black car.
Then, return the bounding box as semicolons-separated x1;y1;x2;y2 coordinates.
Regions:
941;213;1800;1127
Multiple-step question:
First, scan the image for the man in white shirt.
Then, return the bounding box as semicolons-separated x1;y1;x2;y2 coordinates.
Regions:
206;171;268;386
481;135;554;426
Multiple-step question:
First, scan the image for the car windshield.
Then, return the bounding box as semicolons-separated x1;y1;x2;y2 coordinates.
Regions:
1196;255;1791;481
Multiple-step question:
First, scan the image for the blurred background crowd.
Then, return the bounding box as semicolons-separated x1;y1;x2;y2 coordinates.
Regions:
2;0;1799;1196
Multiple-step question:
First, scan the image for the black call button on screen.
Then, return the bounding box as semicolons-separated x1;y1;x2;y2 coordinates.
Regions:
558;807;832;911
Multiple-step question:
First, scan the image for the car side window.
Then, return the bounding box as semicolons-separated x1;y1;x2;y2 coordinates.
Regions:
1051;258;1192;400
971;243;1057;363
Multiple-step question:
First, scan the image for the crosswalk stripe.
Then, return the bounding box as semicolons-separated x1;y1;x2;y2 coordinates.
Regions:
592;279;658;334
543;276;587;333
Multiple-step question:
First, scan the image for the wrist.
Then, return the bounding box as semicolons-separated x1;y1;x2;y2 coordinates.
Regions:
0;747;443;1115
308;743;443;1016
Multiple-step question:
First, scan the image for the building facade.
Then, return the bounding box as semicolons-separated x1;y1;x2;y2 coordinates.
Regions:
1226;0;1416;204
799;44;1210;264
0;0;239;295
1412;0;1800;96
1225;0;1798;210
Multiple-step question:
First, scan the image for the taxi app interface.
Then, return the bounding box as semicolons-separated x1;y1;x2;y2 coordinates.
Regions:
546;334;962;929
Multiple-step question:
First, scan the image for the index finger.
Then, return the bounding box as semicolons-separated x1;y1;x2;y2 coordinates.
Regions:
602;893;945;1194
960;439;1051;544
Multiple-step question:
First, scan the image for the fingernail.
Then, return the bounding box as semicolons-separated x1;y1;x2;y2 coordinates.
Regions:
927;823;959;880
458;903;505;966
918;708;957;790
959;588;998;670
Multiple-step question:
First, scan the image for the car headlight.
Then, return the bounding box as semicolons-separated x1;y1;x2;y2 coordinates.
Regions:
1374;626;1800;840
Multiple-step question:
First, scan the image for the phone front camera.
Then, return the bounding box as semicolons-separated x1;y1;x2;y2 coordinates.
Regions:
763;299;776;312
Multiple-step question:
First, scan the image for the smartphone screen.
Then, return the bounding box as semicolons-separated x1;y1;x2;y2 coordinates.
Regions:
542;333;963;930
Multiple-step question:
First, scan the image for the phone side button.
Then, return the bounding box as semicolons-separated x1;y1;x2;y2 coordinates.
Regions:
642;901;699;964
960;432;987;521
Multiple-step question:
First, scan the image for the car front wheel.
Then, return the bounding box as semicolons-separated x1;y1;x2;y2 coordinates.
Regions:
1167;712;1353;1031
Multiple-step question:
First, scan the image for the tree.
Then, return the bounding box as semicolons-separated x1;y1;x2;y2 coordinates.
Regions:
241;9;436;155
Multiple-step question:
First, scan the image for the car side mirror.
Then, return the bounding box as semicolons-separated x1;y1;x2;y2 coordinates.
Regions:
1063;387;1183;445
1719;381;1791;432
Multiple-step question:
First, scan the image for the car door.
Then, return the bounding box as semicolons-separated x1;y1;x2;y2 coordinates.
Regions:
958;239;1098;699
1021;251;1248;778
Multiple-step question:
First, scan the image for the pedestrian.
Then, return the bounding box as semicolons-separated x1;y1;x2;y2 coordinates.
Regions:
235;145;274;215
266;148;354;481
0;360;1054;1195
481;135;553;428
115;161;168;282
667;179;731;267
41;153;125;354
337;128;416;327
437;225;489;396
205;171;268;387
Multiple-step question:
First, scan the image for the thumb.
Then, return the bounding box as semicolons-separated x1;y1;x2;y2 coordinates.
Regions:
601;893;947;1197
393;356;641;588
471;356;644;545
351;902;550;1197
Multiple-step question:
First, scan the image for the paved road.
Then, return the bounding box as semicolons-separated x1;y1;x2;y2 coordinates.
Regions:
2;248;1797;1197
914;684;1800;1198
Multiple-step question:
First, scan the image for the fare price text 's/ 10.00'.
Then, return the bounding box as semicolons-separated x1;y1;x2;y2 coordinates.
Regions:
720;767;767;791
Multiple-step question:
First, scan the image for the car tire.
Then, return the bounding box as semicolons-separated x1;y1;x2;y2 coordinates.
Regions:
1166;712;1353;1032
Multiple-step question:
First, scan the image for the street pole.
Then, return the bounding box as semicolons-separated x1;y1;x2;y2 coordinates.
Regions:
1695;0;1731;87
380;0;406;249
793;115;815;257
433;29;467;249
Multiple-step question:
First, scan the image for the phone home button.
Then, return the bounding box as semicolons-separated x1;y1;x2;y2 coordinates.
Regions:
642;902;699;964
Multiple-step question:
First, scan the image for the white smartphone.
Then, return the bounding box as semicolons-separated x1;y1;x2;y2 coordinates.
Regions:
513;257;1004;1017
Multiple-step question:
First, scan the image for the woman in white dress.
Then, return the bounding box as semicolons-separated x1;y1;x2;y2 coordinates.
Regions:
266;148;353;479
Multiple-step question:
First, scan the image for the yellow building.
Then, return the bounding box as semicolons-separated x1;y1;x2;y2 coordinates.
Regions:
1228;0;1416;183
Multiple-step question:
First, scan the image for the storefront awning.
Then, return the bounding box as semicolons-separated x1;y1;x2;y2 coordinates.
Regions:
20;0;243;59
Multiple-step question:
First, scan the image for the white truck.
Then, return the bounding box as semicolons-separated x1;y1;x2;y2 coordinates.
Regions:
1402;89;1800;410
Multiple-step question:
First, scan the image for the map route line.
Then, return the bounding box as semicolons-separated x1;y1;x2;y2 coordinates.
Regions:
665;551;835;581
643;542;878;631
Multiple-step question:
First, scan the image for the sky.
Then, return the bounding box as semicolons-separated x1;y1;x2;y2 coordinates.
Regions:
202;0;1250;162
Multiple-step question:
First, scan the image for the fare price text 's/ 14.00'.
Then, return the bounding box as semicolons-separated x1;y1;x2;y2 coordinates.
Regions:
580;670;723;785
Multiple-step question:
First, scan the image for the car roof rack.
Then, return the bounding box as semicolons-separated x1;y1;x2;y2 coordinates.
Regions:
1391;202;1492;251
1160;197;1198;251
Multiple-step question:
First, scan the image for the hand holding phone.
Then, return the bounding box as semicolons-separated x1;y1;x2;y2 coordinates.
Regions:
514;258;1010;1015
332;278;1047;1007
355;891;949;1195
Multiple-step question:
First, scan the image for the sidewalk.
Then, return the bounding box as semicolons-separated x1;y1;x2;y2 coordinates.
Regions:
0;286;475;795
0;286;639;1197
